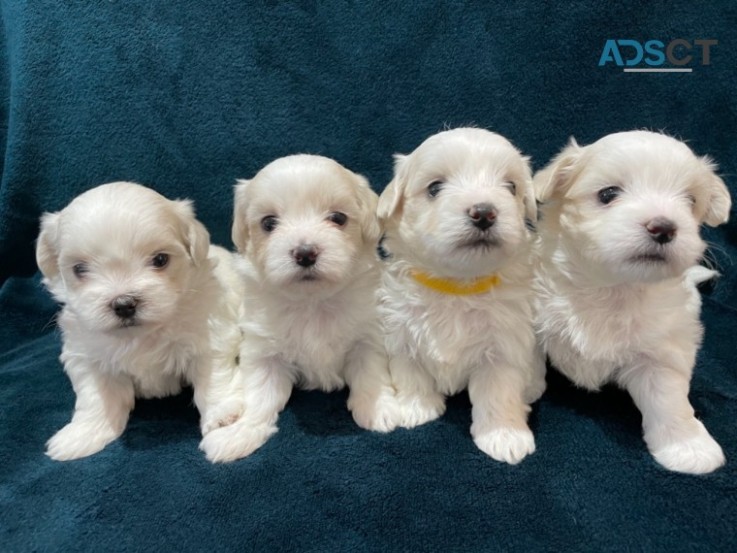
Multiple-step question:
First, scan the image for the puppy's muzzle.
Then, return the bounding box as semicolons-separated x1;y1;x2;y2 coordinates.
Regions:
645;217;677;245
111;295;138;319
468;203;497;231
292;244;319;268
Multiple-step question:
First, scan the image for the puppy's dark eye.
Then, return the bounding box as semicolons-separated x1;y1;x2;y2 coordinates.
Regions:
686;194;696;207
328;212;348;226
427;181;444;198
152;253;169;269
597;186;623;205
72;263;88;278
261;216;278;232
505;182;517;196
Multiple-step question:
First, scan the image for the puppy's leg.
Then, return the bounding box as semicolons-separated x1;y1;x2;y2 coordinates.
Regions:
621;364;724;474
196;313;247;435
525;343;548;405
390;353;445;428
46;360;134;461
468;364;535;465
344;334;401;433
199;355;292;463
193;354;244;436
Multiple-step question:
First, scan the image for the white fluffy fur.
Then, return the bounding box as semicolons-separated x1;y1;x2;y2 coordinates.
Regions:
37;182;244;461
378;128;546;464
200;155;400;463
534;131;732;474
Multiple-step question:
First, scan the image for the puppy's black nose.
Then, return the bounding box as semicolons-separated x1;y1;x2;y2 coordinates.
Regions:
111;295;138;319
646;217;677;245
468;203;497;231
293;245;319;268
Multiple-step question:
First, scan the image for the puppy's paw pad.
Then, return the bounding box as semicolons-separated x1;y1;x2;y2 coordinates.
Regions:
473;427;535;465
46;422;120;461
652;433;725;475
200;404;244;435
396;395;446;429
218;411;242;428
199;423;275;463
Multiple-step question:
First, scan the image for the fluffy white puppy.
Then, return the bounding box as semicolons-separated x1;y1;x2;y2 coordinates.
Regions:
199;154;400;462
378;128;546;464
37;182;244;460
534;130;732;474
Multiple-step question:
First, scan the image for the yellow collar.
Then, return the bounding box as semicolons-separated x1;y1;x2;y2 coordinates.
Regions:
410;270;501;295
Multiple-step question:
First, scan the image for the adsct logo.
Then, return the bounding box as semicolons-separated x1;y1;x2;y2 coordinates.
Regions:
599;39;717;73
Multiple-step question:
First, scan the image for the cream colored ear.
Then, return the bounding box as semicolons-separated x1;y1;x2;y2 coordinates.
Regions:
698;157;731;227
377;154;409;224
232;179;250;254
36;212;61;279
173;200;210;266
187;218;210;265
351;172;381;244
534;138;583;202
519;156;537;222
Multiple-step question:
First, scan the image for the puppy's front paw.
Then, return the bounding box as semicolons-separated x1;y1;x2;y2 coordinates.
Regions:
348;388;401;433
46;421;122;461
472;427;536;465
200;399;244;436
650;428;725;475
199;422;276;463
396;392;446;429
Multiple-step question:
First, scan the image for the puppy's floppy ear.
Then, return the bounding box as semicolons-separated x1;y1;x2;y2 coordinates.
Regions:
350;172;381;244
534;138;583;202
519;156;537;222
232;179;250;254
36;212;61;279
696;157;731;227
173;200;210;266
377;154;409;224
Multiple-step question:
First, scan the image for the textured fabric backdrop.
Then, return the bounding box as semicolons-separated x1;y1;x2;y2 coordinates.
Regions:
1;1;735;551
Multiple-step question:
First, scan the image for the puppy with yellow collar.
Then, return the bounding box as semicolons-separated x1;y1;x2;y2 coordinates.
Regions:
378;128;545;464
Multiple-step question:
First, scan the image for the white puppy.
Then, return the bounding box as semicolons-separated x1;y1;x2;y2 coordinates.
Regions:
37;182;244;460
534;131;732;474
199;154;400;462
378;128;546;464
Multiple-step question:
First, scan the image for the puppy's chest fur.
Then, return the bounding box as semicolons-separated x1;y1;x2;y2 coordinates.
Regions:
536;273;702;382
61;313;208;396
244;285;375;391
381;268;531;395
